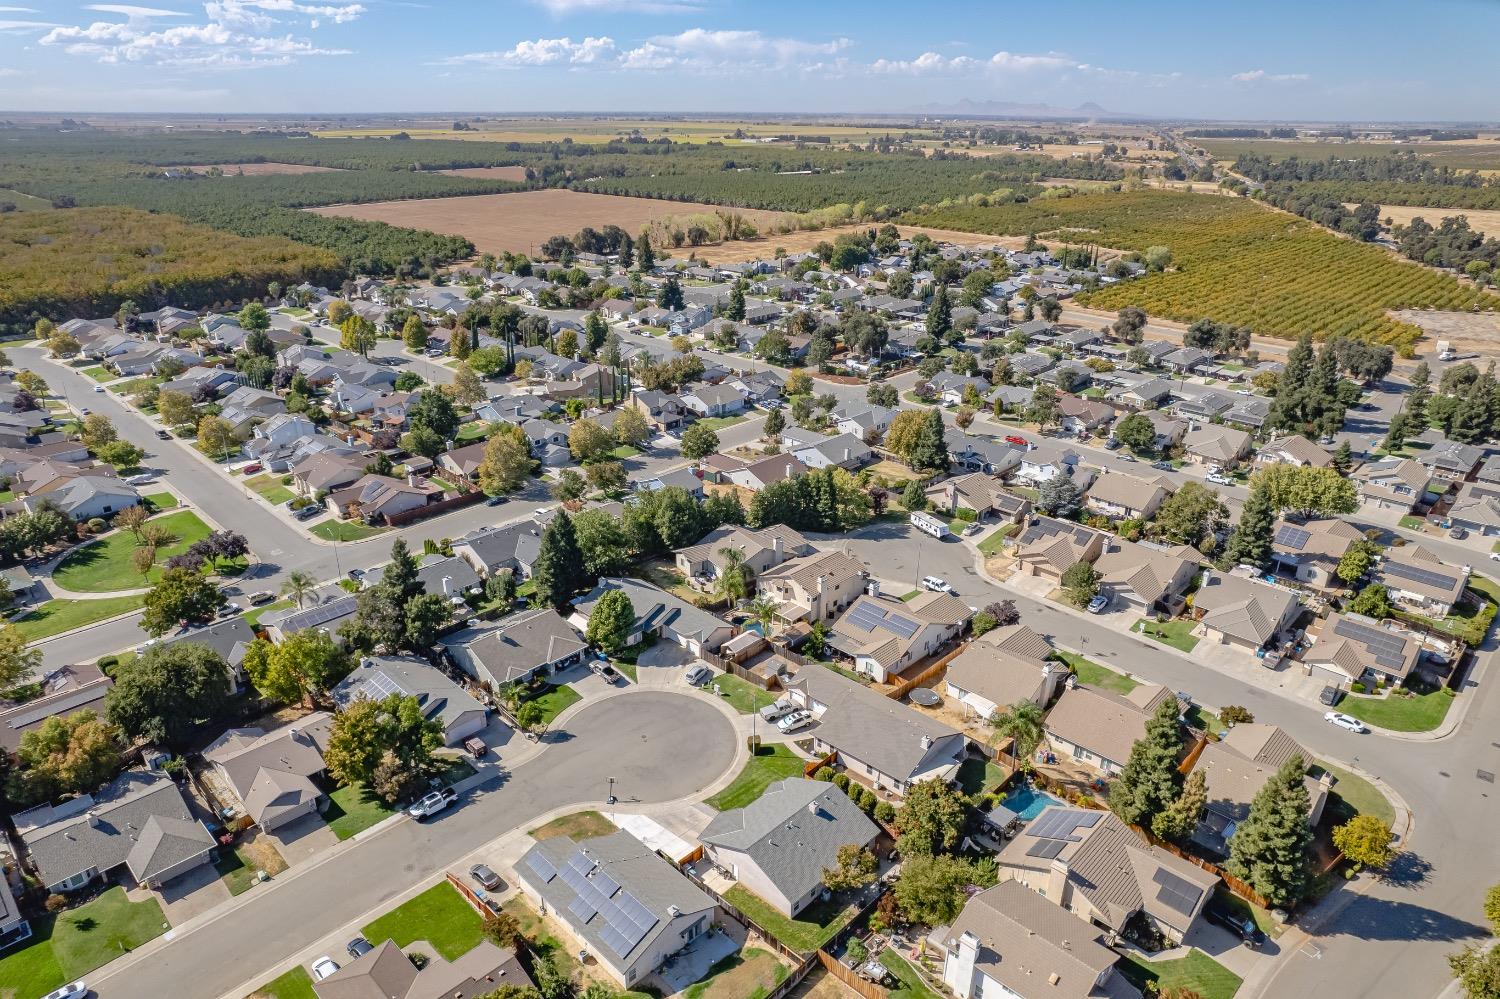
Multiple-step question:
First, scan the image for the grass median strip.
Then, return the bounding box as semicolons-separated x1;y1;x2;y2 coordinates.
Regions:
11;594;146;641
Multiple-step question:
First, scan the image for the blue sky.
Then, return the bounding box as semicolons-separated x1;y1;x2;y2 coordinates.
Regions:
0;0;1492;120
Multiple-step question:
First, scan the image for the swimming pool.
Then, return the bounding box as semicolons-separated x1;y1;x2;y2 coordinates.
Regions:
999;786;1063;821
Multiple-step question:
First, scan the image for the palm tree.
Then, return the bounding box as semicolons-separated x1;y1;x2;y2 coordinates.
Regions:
716;547;752;606
748;596;779;636
991;699;1046;769
496;682;524;712
281;570;316;609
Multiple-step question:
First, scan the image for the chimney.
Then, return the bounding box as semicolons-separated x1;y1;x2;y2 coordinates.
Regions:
817;575;826;600
843;448;851;463
87;811;100;828
407;472;419;487
1046;857;1070;905
667;904;681;917
773;534;783;560
946;931;980;999
920;734;933;750
867;579;881;598
1049;972;1061;986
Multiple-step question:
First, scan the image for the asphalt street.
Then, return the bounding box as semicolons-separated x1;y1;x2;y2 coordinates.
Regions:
89;691;737;999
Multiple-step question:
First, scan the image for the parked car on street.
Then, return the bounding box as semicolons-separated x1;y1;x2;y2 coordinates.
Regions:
248;591;276;605
1151;461;1173;471
155;429;172;440
921;575;954;594
407;786;458;820
1325;711;1368;734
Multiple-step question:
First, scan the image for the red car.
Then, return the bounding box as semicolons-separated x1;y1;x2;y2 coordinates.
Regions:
240;463;263;474
1004;435;1028;447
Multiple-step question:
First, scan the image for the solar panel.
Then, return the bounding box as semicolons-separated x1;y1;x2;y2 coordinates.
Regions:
1153;868;1205;917
1333;618;1411;671
884;613;919;640
566;851;598;879
568;894;598;923
1382;559;1459;591
592;870;621;898
848;603;889;632
362;670;409;701
1027;808;1101;843
525;852;558;883
598;925;636;959
1025;839;1067;860
1273;525;1311;551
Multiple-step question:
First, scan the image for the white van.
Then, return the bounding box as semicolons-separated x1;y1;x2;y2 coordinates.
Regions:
909;511;950;539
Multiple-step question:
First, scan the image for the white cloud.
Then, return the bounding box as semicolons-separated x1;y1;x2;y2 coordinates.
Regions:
40;0;359;66
85;4;186;17
619;28;850;72
0;17;57;30
0;5;38;10
442;35;616;67
872;49;1088;76
1232;69;1309;83
529;0;702;13
0;66;20;75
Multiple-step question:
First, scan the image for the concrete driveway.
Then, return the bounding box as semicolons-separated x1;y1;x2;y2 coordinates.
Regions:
154;863;232;925
267;812;340;864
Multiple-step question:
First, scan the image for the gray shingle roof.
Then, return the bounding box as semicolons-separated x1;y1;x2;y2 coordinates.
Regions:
447;608;586;686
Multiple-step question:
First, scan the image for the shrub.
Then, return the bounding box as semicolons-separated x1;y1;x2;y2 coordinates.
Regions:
280;475;293;485
1220;705;1255;725
407;951;428;970
45;893;67;913
953;507;978;522
88;517;107;533
1351;682;1366;694
875;801;897;823
832;773;851;791
814;766;836;782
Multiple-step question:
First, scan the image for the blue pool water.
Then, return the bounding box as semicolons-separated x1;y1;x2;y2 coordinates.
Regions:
1000;786;1062;821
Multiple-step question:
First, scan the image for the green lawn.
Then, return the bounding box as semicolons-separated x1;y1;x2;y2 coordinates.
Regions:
324;783;397;840
694;414;749;432
724;885;855;954
362;881;483;962
245;474;296;506
310;520;388;542
82;366;114;383
900;590;922;602
245;598;293;628
1338;688;1454;733
709;672;777;714
955;756;1008;795
1132;617;1201;653
1118;949;1242;999
1313;760;1395;826
977;523;1018;555
11;594;145;640
881;949;945;999
526;683;581;725
0;488;13;503
253;967;317;999
455;422;493;442
1052;651;1139;695
1399;515;1427;531
529;810;618;842
614;661;639;683
141;492;178;512
52;510;214;592
707;744;806;810
610;444;641;459
0;887;168;999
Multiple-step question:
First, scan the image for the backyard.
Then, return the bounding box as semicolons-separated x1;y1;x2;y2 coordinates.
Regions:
1338;687;1454;733
51;510;219;592
529;810;619;842
362;881;483;962
955;756;1008;796
1117;948;1242;999
684;948;788;999
323;782;397;840
1052;651;1139;695
707;744;806;810
0;887;168;999
1131;617;1201;653
880;949;945;999
723;884;857;955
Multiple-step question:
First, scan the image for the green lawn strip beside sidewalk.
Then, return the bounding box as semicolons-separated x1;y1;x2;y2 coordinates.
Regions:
723;884;855;954
82;366;114;383
1117;949;1242;999
323;783;397;840
141;492;179;512
0;887;168;999
310;521;388;542
707;744;805;810
254;966;318;999
1338;688;1454;733
361;881;483;962
52;510;214;592
1052;651;1139;695
12;594;145;641
708;672;776;714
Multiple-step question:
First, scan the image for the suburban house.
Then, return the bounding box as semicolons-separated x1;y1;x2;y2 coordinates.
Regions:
1192;570;1302;653
326;474;442;523
1189;725;1330;856
292;451;370;499
569;577;734;656
1012;517;1106;582
312;939;533;999
1056;394;1115;436
825;590;972;683
20;473;141;521
364;553;481;601
1354;457;1434;512
994;806;1217;945
0;671;113;753
1256;434;1334;469
700;777;880;917
1224;395;1272;430
1304;611;1422;688
202;714;334;833
833;403;894;439
454;522;545;579
1094;539;1199;615
925;472;1031;524
626;390;687;432
788;432;873;471
14;770;216;892
515;831;717;989
1415;436;1485;484
1114;377;1174;410
1083;471;1171;521
1182;424;1252;468
1444;481;1500;536
946;434;1023;477
634;467;706;499
723;454;808;492
438;441;489;481
260;595;359;644
673;524;812;591
1145;411;1188;451
782;665;965;795
679;384;747;418
1373;546;1469;617
333;656;488;747
754;548;869;624
1269;517;1366;588
446;608;588;688
1014;442;1080;484
1044;682;1178;777
937;881;1134;999
942;624;1066;723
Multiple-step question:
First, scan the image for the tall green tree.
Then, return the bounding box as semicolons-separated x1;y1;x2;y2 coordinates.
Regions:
141;567;224;636
324;693;443;795
1152;768;1207;843
925;283;953;341
907;408;949;472
533;512;585;611
894;778;969;856
990;700;1045;768
1222;485;1277;569
106;642;231;748
1152;481;1227;548
242;632;351;707
1227;755;1314;907
1108;696;1185;828
585;589;635;653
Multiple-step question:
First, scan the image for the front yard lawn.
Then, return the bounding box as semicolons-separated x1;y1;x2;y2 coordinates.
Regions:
1314;760;1394;826
1117;949;1242;999
215;837;288;896
251;967;317;999
685;948;787;999
310;520;387;542
1399;515;1427;531
1214;888;1283;941
709;672;777;714
1338;688;1454;733
324;783;397;840
245;474;296;506
881;949;945;999
525;683;581;725
610;444;641;459
53;510;216;592
694;414;749;432
977;523;1018;555
11;594;145;641
362;881;483;962
707;744;805;810
245;598;292;628
1132;618;1200;653
82;366;114;383
724;885;856;955
141;491;178;512
0;887;167;999
529;810;618;842
1052;651;1139;695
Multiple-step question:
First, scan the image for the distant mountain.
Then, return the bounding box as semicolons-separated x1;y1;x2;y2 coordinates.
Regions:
908;98;1138;120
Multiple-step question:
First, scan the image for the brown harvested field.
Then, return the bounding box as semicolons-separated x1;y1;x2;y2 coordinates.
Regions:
437;165;529;181
182;162;344;175
1392;309;1500;358
1349;203;1500;238
692;223;1010;263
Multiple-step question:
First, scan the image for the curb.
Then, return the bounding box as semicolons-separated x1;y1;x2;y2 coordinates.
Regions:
27;606;147;645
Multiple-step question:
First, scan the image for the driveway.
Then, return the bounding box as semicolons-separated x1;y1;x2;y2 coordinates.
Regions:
154;863;231;925
634;642;697;687
267;812;340;865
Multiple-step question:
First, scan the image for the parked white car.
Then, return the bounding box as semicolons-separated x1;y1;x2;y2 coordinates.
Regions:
1086;595;1109;614
1324;711;1368;734
42;982;88;999
1206;472;1235;486
407;786;458;820
684;663;714;686
777;709;814;734
311;957;340;981
921;575;954;594
759;698;796;723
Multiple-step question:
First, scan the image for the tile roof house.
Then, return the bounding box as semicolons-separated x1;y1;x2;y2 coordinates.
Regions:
1354;457;1434;512
14;770;216;892
202;714;334;832
926;472;1031;524
1182;423;1252;468
673;524;812;591
313;938;533;999
994;806;1218;945
1012;517;1106;582
334;655;488;746
1083;471;1172;521
569;577;734;656
1188;728;1330;856
825;591;972;683
783;664;965;795
446;608;588;687
1256;434;1333;469
1304;611;1422;687
454;521;545;579
1268;517;1366;589
1192;570;1302;653
700;777;879;917
1094;539;1200;614
943;624;1066;723
1373;545;1470;617
1044;683;1178;777
292;451;371;499
756;548;869;625
515;831;716;989
936;881;1136;999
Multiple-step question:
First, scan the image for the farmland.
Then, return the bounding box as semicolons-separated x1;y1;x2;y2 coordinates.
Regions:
1199;137;1500;172
1352;204;1500;239
906;189;1498;352
176;162;346;175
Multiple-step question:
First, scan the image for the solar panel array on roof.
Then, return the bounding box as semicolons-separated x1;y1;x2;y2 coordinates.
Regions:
1152;868;1205;917
1333;617;1410;671
1273;525;1311;551
361;669;409;702
1027;808;1102;843
525;852;558;883
285;598;354;630
1025;838;1067;860
884;612;919;640
1382;559;1459;591
847;602;888;633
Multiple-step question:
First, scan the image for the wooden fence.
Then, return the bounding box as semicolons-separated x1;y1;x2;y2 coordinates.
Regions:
701;649;781;691
1133;823;1272;909
817;951;891;999
884;640;970;701
804;751;838;778
384;487;484;526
